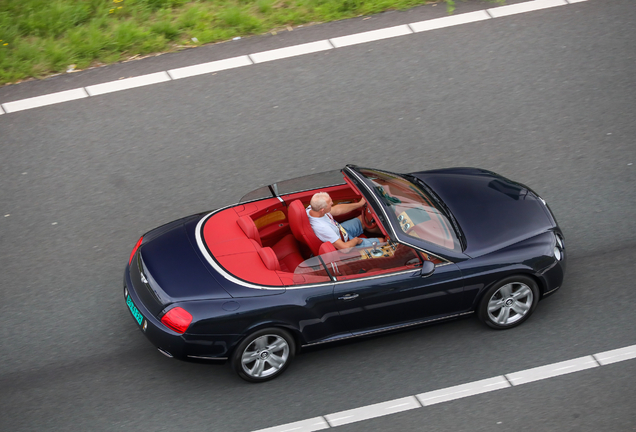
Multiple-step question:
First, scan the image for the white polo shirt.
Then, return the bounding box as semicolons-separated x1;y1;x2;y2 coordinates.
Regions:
306;207;349;243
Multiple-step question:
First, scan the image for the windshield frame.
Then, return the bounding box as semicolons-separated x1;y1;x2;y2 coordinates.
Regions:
344;165;468;263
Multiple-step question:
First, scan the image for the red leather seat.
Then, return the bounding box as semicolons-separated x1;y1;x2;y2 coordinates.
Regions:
319;242;336;255
288;200;323;257
271;234;304;273
237;216;262;247
257;247;281;271
238;215;304;273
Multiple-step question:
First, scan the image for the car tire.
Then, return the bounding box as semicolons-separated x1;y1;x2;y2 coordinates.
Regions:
478;275;539;330
231;328;296;383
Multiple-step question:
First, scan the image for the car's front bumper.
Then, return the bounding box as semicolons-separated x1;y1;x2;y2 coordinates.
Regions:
538;230;567;299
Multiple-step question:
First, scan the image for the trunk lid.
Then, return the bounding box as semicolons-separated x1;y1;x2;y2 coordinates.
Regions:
137;222;231;312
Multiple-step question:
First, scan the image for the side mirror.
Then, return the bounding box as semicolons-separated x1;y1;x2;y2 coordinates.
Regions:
421;261;435;277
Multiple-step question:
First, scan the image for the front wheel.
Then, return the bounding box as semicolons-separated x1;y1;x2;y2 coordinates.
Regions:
231;328;295;383
478;276;539;329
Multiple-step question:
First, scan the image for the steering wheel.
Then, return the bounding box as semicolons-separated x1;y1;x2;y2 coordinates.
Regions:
362;204;378;230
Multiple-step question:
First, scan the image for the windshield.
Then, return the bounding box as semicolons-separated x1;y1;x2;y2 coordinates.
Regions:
359;169;462;251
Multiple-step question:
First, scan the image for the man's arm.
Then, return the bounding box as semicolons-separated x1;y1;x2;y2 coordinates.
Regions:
330;198;366;217
332;237;363;250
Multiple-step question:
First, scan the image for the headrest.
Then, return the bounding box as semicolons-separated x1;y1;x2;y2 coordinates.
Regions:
257;247;281;271
237;216;262;247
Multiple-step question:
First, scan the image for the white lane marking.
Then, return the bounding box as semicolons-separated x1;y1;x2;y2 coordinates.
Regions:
254;343;636;431
251;417;330;432
417;376;510;406
329;25;413;48
167;55;253;80
324;396;420;427
249;40;333;63
594;345;636;366
487;0;567;18
1;88;88;113
0;0;591;114
85;71;171;96
506;355;598;386
409;10;491;33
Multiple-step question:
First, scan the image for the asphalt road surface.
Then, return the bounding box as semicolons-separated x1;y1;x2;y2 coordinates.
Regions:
1;0;635;431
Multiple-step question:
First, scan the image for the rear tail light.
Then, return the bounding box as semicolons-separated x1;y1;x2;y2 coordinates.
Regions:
129;236;144;265
161;307;193;334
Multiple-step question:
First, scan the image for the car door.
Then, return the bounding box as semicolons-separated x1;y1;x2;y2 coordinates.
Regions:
323;243;467;333
288;257;352;345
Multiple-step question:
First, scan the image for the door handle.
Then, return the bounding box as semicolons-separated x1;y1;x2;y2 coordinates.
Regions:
338;293;359;301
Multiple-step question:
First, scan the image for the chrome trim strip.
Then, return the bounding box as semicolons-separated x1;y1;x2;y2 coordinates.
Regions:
543;286;560;296
301;311;474;347
187;355;228;360
157;348;174;358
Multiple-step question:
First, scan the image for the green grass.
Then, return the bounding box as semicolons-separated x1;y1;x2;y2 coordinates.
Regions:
0;0;466;86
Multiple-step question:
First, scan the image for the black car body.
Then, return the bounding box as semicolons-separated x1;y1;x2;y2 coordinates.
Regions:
123;165;566;382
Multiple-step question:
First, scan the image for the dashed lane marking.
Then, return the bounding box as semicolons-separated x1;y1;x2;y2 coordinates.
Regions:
325;396;421;427
505;355;598;386
594;345;636;366
2;88;88;113
253;417;330;432
0;0;588;114
84;71;171;96
409;10;491;33
249;40;333;64
416;376;510;406
167;56;254;80
252;343;636;431
487;0;567;18
329;25;413;48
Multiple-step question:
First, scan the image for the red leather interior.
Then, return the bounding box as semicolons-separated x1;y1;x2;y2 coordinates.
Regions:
237;216;262;247
288;200;324;257
271;234;304;273
203;186;364;286
257;247;281;271
238;215;303;272
319;242;336;255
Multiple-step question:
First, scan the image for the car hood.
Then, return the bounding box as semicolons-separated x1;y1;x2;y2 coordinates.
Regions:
411;168;554;257
139;221;232;302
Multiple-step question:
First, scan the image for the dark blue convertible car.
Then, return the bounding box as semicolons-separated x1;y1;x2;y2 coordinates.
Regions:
124;165;566;382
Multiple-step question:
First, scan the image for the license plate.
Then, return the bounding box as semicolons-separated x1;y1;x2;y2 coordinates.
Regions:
126;294;144;326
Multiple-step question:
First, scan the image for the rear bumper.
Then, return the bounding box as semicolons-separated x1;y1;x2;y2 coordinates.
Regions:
123;266;241;361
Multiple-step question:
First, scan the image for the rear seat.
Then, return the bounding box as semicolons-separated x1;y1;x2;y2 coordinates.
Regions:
238;216;304;273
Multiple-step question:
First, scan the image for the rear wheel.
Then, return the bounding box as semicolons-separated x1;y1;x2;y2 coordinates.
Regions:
231;328;295;383
478;276;539;329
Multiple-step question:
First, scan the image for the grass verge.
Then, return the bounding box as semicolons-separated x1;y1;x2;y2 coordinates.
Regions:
0;0;467;86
